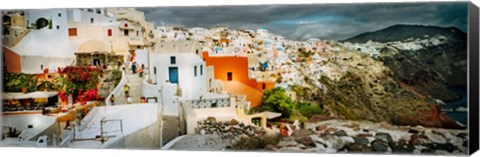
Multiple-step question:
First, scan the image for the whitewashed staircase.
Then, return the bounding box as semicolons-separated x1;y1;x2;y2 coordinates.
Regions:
115;69;144;105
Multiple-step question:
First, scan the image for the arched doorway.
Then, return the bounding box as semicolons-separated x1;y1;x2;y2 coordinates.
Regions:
93;52;101;66
35;18;49;29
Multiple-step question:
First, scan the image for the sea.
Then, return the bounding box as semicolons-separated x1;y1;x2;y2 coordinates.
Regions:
443;86;468;126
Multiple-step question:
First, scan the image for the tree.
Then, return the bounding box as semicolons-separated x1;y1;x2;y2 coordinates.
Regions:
256;87;295;117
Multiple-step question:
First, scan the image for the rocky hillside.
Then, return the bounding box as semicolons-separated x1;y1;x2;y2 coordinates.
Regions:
342;24;467;102
290;49;462;129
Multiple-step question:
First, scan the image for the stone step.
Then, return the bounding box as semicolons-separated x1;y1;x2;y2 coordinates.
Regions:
112;68;146;106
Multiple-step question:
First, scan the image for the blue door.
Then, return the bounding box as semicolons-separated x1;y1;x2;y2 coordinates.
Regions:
169;67;179;84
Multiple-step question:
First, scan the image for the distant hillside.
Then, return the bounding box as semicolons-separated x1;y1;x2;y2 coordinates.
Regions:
342;24;466;44
341;24;467;102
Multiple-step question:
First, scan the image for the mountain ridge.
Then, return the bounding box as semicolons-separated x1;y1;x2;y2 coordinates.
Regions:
341;24;466;43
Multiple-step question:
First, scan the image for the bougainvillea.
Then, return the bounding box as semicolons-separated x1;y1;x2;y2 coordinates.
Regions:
58;66;103;103
62;66;102;87
58;91;68;102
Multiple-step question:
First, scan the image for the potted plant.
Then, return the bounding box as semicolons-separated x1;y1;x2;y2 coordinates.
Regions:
48;19;52;29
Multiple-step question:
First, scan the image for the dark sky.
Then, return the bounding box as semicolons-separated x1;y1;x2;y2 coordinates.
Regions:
138;2;468;41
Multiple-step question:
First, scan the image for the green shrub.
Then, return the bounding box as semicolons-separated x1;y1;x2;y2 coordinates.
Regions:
297;102;323;118
4;73;37;92
111;69;122;86
289;110;309;122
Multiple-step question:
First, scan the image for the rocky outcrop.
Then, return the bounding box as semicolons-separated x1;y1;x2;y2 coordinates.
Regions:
194;118;277;150
298;50;462;129
275;119;468;155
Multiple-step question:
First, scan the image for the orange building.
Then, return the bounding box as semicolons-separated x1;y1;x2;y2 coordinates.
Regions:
3;47;22;73
202;51;275;107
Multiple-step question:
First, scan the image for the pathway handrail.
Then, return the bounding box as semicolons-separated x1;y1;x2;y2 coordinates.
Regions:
105;70;127;106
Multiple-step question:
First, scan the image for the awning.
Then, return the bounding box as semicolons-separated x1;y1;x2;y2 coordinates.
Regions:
260;111;282;119
14;91;58;99
128;40;145;46
3;92;25;100
77;40;110;53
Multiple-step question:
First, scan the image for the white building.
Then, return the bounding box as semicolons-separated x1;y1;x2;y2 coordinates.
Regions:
149;53;207;100
3;8;121;73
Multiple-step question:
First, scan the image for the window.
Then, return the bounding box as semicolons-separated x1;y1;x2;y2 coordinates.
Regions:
56;25;60;30
227;72;232;81
87;9;94;12
194;66;197;77
136;30;139;36
124;23;128;28
90;18;94;23
58;13;61;17
170;56;176;64
107;29;112;36
40;65;43;70
68;28;77;36
124;29;129;36
200;65;203;75
252;117;261;126
35;18;48;29
262;83;266;90
96;9;101;14
153;67;157;75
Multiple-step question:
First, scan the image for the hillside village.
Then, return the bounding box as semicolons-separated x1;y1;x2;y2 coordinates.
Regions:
1;8;468;155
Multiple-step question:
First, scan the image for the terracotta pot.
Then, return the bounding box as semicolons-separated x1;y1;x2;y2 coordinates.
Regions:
21;87;27;93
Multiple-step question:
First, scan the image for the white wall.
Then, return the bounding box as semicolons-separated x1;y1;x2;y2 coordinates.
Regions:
181;97;238;134
15;9;70;57
161;83;179;116
12;27;75;73
2;114;58;142
19;9;115;57
25;9;68;33
68;9;114;24
142;77;161;100
135;49;149;68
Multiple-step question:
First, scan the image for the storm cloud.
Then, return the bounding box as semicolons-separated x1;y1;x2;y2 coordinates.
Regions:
138;2;468;41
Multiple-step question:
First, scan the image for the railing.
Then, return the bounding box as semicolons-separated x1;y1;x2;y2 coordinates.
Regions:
99;118;124;144
105;70;126;106
184;97;230;109
60;129;73;146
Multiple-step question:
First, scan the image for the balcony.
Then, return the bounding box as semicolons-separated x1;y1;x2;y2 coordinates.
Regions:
185;98;230;109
